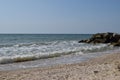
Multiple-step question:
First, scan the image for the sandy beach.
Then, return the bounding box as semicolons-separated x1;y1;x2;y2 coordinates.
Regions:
0;52;120;80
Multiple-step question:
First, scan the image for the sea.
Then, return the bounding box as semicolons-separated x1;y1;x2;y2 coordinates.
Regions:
0;34;119;71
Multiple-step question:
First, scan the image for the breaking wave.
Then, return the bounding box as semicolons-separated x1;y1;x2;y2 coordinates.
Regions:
0;41;113;64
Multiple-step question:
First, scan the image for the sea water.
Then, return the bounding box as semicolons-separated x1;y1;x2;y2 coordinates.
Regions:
0;34;119;71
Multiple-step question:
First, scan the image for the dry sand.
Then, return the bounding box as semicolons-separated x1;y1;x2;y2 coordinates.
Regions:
0;53;120;80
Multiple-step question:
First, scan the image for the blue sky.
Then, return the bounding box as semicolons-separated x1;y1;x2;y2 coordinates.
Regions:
0;0;120;34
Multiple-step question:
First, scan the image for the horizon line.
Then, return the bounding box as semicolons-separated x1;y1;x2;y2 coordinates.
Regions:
0;33;93;34
0;32;118;34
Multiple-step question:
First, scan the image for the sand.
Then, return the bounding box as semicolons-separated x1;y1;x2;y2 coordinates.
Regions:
0;53;120;80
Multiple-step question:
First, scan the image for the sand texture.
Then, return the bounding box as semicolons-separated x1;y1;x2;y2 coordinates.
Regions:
0;53;120;80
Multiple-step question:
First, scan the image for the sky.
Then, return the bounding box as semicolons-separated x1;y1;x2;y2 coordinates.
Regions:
0;0;120;34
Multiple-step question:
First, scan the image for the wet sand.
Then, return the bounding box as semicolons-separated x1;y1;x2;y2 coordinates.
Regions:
0;52;120;80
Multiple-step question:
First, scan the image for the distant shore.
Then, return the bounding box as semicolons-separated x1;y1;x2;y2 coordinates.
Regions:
0;52;120;80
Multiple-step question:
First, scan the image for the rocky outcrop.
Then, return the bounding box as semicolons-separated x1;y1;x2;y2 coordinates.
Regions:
79;32;120;46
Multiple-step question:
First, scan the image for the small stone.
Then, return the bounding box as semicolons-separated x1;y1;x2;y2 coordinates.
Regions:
93;71;99;74
117;64;120;71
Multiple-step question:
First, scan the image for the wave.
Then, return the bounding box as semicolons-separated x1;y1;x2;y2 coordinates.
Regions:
0;42;52;48
0;41;114;64
0;51;80;64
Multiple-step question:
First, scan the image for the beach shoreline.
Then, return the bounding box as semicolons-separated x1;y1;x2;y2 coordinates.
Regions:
0;52;120;80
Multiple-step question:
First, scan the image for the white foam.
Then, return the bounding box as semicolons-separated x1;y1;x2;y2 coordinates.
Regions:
0;41;115;64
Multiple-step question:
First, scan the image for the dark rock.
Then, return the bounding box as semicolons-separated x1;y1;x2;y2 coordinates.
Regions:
78;32;120;46
78;40;87;43
94;71;99;74
93;39;106;43
111;42;120;46
112;34;120;42
86;39;92;43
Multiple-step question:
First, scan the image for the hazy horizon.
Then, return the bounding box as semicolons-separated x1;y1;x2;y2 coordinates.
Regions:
0;0;120;34
0;32;120;35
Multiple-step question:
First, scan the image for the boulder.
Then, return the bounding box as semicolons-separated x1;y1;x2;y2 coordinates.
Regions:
79;32;120;46
78;40;87;43
111;40;120;46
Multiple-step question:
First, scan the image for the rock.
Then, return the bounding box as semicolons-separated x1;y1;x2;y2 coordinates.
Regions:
86;39;92;43
93;71;99;74
78;32;120;46
112;43;120;46
78;40;86;43
92;39;106;43
111;41;120;46
112;34;120;42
